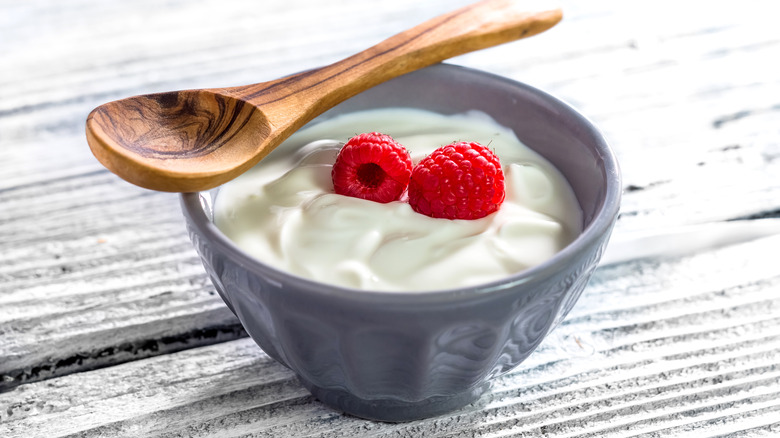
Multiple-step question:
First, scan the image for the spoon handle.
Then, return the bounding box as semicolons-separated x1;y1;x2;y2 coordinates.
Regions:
230;0;562;129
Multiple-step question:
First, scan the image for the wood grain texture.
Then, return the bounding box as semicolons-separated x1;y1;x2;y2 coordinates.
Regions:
0;171;246;389
1;235;778;437
2;0;780;435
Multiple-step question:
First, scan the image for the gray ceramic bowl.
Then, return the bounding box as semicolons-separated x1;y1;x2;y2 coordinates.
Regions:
181;63;621;422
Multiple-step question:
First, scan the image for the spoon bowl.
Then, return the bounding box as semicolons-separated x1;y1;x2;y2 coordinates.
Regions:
88;90;272;191
87;0;563;192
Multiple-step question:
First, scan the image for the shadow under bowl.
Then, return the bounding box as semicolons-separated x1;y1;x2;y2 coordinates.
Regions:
181;63;621;422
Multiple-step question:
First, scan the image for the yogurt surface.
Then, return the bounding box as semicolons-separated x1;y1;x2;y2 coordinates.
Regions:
214;108;582;292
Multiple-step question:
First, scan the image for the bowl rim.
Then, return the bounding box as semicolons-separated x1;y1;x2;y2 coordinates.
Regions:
181;63;621;307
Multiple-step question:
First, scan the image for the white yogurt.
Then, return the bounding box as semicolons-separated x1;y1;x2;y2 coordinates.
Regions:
214;108;582;291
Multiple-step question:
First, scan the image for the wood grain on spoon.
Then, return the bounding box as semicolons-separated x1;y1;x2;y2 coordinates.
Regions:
86;0;562;192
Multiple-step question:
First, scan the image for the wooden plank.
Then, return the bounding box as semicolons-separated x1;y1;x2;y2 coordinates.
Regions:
2;0;780;390
2;2;780;436
1;235;778;437
0;0;473;114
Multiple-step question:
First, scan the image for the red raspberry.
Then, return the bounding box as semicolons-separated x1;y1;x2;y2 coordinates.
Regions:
331;132;412;203
408;141;505;220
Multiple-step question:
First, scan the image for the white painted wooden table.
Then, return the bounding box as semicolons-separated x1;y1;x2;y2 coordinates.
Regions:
2;0;780;436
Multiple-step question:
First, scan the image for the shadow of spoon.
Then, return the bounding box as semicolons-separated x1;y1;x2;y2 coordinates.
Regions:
86;0;562;192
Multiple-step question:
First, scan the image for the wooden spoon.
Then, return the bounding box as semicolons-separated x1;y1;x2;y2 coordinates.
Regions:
86;0;562;192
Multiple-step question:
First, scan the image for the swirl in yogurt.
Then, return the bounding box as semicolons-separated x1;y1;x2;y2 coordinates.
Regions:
214;108;582;292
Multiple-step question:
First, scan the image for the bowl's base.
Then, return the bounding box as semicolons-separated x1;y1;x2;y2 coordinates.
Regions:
298;376;490;422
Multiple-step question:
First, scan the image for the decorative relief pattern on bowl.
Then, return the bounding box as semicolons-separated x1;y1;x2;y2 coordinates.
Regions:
553;223;615;326
489;224;615;377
